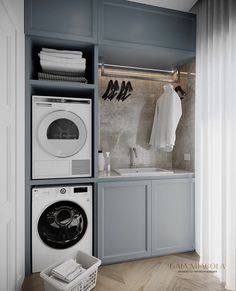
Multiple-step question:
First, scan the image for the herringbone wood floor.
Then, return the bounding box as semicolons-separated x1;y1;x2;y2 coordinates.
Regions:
22;252;227;291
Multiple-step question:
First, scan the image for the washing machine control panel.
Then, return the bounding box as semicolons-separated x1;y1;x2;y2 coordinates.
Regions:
32;186;92;202
74;187;88;193
58;187;88;194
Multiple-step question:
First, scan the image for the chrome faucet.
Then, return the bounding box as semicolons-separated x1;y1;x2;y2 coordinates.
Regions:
130;147;138;168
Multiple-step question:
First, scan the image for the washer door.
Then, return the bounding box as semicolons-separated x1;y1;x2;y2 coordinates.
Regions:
38;110;87;157
38;201;88;249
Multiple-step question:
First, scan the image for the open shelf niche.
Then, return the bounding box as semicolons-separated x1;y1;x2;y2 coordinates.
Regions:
27;35;96;85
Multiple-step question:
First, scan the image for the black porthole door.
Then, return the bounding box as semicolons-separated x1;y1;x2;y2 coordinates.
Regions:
47;118;79;140
38;201;88;249
38;110;87;158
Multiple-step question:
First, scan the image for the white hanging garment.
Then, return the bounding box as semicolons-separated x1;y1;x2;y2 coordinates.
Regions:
149;84;182;152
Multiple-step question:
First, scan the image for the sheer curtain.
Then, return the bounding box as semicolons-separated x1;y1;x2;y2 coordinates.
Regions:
194;0;236;289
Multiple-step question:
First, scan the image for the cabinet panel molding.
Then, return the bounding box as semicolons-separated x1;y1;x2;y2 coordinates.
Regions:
99;0;196;52
25;0;98;42
151;178;194;256
97;181;152;263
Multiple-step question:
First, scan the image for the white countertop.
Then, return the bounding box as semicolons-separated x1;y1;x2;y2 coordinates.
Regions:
98;168;194;181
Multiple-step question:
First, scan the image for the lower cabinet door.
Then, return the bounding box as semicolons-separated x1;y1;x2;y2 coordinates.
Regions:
152;179;194;256
97;181;151;263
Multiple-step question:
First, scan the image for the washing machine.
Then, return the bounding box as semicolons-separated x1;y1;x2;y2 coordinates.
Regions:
32;185;93;272
32;95;92;179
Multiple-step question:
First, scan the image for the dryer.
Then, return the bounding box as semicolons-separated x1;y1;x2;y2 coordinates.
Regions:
32;95;92;179
32;185;93;272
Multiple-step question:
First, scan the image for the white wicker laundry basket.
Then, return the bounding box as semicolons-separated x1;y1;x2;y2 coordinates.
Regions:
40;251;101;291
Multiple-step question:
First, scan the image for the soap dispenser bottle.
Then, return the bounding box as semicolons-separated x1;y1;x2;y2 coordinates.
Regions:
98;150;105;172
104;152;111;175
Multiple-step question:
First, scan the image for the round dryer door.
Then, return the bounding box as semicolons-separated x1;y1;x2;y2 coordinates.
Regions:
38;201;88;249
38;110;87;157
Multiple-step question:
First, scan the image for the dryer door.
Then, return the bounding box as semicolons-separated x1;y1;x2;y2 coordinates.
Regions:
38;110;87;157
38;201;88;249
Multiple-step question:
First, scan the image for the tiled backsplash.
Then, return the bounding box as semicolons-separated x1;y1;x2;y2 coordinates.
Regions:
99;60;195;171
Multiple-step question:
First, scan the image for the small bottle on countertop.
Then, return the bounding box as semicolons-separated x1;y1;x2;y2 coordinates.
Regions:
104;152;111;175
98;150;105;172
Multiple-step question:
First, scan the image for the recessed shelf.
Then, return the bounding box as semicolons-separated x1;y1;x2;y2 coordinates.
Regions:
30;79;95;98
30;177;96;186
27;36;96;84
30;79;95;90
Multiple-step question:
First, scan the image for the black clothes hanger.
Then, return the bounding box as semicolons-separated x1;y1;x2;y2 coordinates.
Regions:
175;85;186;100
102;80;114;100
121;81;133;101
108;80;119;100
102;80;133;101
116;81;126;101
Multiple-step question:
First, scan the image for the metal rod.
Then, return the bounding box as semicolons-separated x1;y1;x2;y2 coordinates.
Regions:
99;63;179;83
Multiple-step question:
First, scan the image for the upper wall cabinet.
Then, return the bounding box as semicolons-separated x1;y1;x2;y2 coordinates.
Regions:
25;0;98;43
98;0;196;52
25;0;196;69
98;0;196;70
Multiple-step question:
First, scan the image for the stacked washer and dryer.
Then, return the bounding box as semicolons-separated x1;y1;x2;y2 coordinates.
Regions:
31;95;93;272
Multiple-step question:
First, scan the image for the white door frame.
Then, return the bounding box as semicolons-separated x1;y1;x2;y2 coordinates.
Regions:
0;0;25;290
14;0;25;287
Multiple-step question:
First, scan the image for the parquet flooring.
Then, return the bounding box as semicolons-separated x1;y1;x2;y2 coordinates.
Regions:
22;252;227;291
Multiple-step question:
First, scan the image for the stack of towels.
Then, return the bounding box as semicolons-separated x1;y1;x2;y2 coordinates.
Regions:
38;48;88;83
51;259;85;283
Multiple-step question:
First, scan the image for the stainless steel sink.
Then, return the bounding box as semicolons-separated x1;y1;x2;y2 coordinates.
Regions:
113;167;174;177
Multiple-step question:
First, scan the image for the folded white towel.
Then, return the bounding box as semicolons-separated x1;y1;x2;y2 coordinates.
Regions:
38;72;88;83
51;259;84;283
149;84;182;152
40;56;86;66
42;48;83;57
41;70;85;77
39;53;86;64
40;60;86;74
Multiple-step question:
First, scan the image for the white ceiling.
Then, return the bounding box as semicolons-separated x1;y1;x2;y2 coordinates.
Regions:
127;0;198;12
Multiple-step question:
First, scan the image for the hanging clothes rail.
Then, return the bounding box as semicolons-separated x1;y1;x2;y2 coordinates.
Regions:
99;62;180;83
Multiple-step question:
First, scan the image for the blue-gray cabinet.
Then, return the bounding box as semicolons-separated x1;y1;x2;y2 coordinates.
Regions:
99;0;196;52
97;181;152;264
97;178;194;264
98;0;196;70
152;179;194;256
25;0;98;42
25;0;196;70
